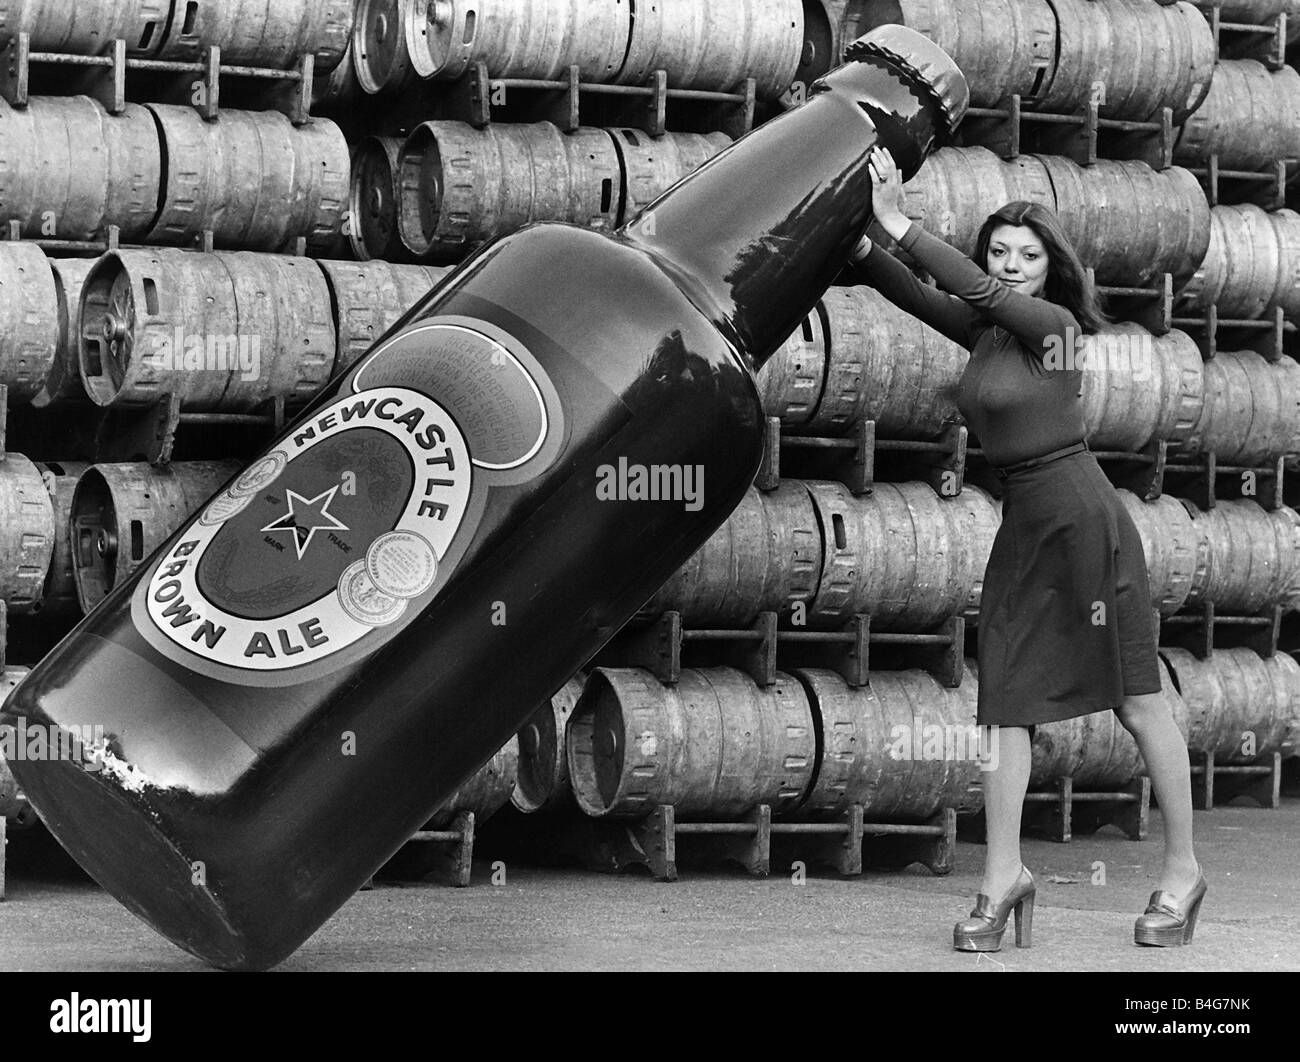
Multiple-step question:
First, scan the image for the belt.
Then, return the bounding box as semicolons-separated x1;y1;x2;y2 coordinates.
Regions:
993;440;1088;480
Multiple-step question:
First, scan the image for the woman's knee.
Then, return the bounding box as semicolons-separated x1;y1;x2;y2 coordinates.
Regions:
1115;691;1168;735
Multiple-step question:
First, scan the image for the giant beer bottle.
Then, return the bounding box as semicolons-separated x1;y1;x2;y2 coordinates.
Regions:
3;27;967;969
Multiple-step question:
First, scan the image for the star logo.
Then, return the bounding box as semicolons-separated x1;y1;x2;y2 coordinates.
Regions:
261;486;349;560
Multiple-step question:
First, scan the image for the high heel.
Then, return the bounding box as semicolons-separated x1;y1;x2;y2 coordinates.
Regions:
953;866;1036;952
1134;867;1207;947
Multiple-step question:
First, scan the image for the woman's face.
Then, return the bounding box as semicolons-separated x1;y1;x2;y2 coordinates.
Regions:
986;223;1049;297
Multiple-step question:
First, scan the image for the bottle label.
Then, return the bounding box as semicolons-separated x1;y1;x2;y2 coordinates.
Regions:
130;316;565;686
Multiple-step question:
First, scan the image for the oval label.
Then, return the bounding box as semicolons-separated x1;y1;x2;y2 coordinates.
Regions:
140;387;471;672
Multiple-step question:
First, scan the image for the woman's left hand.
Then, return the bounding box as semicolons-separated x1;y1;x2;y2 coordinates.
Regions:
868;146;906;219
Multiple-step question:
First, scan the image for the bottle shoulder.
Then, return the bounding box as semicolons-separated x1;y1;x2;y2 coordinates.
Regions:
437;224;758;393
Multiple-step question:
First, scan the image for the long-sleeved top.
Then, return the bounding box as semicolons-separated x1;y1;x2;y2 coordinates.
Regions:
849;219;1088;467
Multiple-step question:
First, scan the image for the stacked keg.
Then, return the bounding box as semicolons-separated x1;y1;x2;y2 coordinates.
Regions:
349;0;804;98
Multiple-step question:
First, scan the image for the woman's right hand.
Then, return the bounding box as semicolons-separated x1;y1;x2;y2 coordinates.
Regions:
868;146;906;219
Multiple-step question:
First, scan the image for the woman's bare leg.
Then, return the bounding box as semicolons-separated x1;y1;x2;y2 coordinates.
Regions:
1116;691;1200;895
977;724;1032;898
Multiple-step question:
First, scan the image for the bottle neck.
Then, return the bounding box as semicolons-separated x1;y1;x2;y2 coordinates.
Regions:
620;54;942;373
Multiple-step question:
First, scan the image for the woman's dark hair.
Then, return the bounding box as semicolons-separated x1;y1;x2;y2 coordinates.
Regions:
973;200;1111;334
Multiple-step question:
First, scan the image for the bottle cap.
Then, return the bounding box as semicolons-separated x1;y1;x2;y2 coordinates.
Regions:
844;25;969;139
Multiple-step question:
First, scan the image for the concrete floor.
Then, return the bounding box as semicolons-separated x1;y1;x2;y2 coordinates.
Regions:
1;796;1297;972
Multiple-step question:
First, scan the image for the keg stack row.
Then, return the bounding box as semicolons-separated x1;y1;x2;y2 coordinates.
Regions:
348;123;732;263
431;641;1300;828
384;663;987;832
0;95;351;252
0;0;354;69
344;0;805;99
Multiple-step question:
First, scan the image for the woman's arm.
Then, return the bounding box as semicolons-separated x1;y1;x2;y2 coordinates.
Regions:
864;145;1080;359
847;238;981;350
894;220;1080;358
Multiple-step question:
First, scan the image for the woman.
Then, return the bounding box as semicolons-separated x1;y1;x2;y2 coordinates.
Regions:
848;146;1205;951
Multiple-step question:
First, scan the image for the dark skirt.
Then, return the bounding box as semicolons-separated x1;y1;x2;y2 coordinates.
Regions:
976;446;1163;727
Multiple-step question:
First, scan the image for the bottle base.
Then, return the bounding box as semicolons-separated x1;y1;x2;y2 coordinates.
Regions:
9;751;285;971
